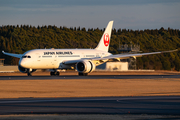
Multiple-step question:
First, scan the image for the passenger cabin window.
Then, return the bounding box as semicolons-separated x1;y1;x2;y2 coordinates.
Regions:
22;55;31;58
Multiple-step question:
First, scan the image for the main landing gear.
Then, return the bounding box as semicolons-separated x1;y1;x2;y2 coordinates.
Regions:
78;73;88;76
50;71;60;76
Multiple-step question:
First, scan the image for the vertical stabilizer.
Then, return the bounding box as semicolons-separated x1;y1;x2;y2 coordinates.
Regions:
95;21;114;52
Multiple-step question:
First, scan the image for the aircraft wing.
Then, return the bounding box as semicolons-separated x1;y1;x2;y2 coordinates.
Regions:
63;49;178;65
2;51;23;58
90;49;178;61
63;59;82;65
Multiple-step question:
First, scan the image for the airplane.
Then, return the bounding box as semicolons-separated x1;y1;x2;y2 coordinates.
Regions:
2;21;178;76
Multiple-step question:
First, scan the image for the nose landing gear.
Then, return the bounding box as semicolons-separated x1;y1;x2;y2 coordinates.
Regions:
27;69;36;76
27;72;32;76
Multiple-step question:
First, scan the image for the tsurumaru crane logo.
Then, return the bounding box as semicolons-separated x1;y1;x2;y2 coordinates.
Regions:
103;33;109;47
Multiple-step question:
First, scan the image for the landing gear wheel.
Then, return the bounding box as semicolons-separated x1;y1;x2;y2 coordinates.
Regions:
50;72;55;76
79;73;83;76
27;72;32;76
84;73;88;76
56;72;60;76
50;71;60;76
78;73;88;76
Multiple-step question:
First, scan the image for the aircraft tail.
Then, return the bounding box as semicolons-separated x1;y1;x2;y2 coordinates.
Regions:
95;21;114;52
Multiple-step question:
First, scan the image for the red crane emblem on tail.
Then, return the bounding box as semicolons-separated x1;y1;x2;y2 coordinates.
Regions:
103;33;109;47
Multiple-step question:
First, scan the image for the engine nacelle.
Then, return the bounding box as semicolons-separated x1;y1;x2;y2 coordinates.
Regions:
18;65;36;73
18;65;28;73
76;60;96;73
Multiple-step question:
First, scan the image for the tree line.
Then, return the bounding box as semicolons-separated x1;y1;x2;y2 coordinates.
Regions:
0;25;180;70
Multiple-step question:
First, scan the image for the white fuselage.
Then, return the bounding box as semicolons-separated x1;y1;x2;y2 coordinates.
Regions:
19;49;111;69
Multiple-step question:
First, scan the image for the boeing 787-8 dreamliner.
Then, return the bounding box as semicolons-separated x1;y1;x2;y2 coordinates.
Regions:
2;21;178;76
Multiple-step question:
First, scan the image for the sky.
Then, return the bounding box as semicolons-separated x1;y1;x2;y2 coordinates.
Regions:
0;0;180;30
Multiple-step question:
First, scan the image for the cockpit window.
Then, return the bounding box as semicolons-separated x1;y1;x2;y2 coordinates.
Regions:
22;55;31;58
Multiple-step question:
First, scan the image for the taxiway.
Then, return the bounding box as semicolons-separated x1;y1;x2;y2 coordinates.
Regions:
0;74;180;80
0;96;180;115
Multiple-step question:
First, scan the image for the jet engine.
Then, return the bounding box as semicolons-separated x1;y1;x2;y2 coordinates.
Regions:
76;60;96;73
18;65;36;73
18;65;28;73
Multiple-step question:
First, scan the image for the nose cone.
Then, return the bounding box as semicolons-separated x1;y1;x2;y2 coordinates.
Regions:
19;59;29;68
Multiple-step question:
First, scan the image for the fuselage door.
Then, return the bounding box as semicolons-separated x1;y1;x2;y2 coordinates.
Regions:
54;55;57;62
96;53;100;58
36;53;41;61
52;55;58;66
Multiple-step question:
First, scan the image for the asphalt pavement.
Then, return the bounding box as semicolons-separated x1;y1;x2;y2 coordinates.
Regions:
0;96;180;115
0;74;180;80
